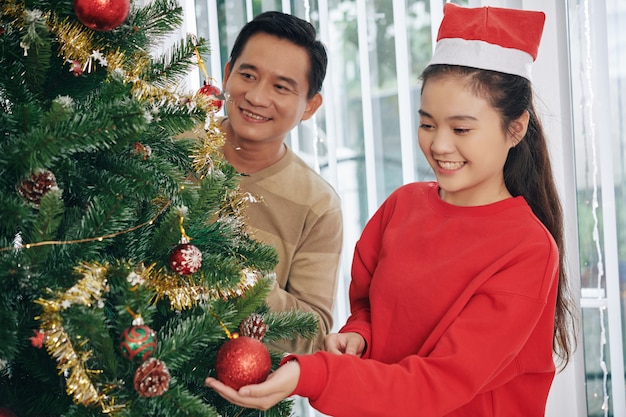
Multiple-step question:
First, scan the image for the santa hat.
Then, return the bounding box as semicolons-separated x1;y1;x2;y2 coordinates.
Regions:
428;3;546;80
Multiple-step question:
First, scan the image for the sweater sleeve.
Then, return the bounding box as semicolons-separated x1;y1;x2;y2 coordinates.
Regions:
266;204;343;353
244;149;344;354
288;240;559;417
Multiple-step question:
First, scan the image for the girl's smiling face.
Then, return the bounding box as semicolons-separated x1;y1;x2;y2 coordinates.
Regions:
418;75;527;207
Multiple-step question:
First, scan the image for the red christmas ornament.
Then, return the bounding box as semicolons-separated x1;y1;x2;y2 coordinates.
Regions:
169;243;202;275
198;81;223;111
29;329;45;349
215;335;271;390
120;325;157;361
0;407;17;417
73;0;130;32
71;60;83;77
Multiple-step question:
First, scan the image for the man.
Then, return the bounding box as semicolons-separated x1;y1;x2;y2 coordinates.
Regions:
219;11;342;353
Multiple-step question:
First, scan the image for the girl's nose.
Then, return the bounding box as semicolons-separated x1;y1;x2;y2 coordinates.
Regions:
429;131;455;154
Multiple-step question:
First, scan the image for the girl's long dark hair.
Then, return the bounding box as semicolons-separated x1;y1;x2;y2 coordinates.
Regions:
421;64;577;369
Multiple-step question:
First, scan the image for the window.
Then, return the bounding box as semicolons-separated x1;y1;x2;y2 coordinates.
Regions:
569;0;626;415
184;1;626;416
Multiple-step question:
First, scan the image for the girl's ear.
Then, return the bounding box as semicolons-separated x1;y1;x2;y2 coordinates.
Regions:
509;110;530;147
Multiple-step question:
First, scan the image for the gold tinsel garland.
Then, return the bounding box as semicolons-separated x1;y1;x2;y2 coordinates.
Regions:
190;118;226;178
35;262;125;413
48;15;97;65
148;267;263;311
47;15;204;111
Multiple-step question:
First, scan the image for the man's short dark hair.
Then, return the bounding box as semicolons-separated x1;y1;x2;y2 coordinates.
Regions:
229;11;328;99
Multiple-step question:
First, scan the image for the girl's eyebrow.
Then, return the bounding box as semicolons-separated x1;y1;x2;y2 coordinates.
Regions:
447;115;478;122
418;109;478;122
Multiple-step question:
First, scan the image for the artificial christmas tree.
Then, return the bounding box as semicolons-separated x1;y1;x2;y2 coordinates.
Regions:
0;1;317;416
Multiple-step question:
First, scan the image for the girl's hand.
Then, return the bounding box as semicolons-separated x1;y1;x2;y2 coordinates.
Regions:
205;359;300;410
323;332;366;356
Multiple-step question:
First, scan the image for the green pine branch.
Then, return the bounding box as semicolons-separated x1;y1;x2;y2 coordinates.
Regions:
0;0;314;415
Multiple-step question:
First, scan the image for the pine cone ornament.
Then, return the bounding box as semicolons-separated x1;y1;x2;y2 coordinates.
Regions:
132;142;152;160
133;358;170;397
239;313;268;341
17;170;59;206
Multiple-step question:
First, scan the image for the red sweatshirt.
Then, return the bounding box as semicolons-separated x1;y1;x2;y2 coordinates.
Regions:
286;182;558;417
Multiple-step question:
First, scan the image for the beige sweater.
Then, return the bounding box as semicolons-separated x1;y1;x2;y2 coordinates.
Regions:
240;147;343;353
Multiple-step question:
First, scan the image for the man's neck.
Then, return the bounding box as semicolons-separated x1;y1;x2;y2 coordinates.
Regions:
221;119;287;174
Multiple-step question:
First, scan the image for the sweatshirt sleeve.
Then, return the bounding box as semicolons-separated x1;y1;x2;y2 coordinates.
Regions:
287;239;559;417
337;200;392;357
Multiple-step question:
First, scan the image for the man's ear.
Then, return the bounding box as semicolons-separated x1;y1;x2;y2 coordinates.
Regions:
509;110;530;146
301;93;323;121
223;61;232;84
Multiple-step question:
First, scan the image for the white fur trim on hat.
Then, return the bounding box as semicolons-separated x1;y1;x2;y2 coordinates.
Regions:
429;38;535;80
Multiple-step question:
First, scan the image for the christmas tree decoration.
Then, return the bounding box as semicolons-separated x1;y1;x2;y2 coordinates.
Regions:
133;357;170;397
120;325;157;361
0;407;17;417
239;313;268;341
0;1;318;415
190;114;226;177
215;334;272;390
16;170;59;206
132;142;152;160
193;36;223;111
29;330;45;348
169;213;202;275
198;81;223;111
169;242;202;275
148;266;263;311
73;0;130;32
70;59;84;76
35;262;111;407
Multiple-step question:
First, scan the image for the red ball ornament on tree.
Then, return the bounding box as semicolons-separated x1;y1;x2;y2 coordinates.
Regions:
215;335;271;390
169;242;202;275
0;407;17;417
73;0;130;32
120;325;157;361
198;81;223;111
